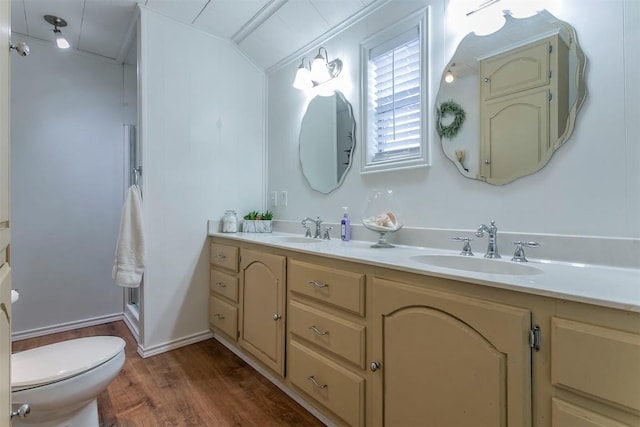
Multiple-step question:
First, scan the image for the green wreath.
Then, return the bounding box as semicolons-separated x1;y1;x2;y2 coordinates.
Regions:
436;100;466;139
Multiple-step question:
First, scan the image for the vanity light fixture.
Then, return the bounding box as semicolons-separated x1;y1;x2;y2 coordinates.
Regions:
445;63;455;83
293;47;342;90
44;15;70;49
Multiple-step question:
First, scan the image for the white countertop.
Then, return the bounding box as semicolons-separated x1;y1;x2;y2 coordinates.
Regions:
209;231;640;313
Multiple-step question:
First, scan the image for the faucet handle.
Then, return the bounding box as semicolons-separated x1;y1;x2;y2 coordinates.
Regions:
453;236;474;256
323;226;333;240
511;241;540;262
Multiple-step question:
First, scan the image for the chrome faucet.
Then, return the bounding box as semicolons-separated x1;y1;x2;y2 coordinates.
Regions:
302;217;323;239
476;220;500;258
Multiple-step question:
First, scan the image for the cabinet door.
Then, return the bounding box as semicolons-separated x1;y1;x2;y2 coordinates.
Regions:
480;88;549;184
480;38;550;100
240;249;286;376
370;278;532;427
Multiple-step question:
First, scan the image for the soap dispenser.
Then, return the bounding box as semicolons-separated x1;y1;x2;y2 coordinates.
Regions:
341;207;351;241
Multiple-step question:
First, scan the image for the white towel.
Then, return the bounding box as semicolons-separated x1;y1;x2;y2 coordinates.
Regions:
112;185;145;287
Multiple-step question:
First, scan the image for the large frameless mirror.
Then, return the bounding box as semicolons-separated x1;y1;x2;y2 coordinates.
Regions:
436;10;586;185
299;91;356;193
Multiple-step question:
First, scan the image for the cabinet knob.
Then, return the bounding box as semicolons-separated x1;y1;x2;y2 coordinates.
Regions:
216;281;226;288
370;361;381;372
484;77;490;82
213;313;225;320
273;314;282;321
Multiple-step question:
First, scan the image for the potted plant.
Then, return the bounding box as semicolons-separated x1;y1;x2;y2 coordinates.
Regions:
243;210;273;233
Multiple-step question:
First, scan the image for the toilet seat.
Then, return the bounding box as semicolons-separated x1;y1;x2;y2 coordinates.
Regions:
12;336;125;391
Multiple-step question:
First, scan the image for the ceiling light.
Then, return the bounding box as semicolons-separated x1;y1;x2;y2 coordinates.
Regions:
44;15;70;49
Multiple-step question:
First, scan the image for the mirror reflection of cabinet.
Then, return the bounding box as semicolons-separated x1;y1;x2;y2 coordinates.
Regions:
479;35;568;184
436;11;586;184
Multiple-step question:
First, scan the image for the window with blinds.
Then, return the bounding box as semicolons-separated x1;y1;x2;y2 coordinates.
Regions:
361;10;429;173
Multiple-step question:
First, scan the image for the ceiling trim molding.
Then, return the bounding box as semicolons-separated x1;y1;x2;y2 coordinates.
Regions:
265;0;392;75
115;5;141;65
231;0;289;44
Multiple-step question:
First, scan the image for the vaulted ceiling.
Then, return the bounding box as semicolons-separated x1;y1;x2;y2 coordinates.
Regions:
10;0;377;70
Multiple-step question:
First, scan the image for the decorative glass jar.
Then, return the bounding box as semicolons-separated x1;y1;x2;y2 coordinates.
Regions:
222;210;238;233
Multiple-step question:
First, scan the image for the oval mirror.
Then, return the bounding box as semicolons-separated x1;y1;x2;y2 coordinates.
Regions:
299;91;356;194
436;10;586;185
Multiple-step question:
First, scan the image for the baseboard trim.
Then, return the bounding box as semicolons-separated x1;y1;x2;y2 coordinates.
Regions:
212;332;335;427
137;329;213;358
122;308;140;343
12;313;124;341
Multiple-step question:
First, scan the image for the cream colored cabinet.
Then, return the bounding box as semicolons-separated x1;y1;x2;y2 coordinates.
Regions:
239;249;286;376
550;315;640;426
209;242;240;341
370;277;532;427
287;259;367;427
479;35;568;184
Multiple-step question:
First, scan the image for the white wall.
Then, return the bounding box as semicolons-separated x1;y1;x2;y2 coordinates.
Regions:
139;8;265;353
267;0;640;240
11;38;125;334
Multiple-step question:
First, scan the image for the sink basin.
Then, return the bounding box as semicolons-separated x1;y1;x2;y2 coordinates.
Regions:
409;254;543;276
269;236;319;244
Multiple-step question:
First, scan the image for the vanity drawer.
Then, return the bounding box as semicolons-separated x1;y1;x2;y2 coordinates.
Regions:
289;259;365;316
289;300;365;368
210;268;238;302
209;295;238;341
551;317;640;412
289;340;364;427
210;243;239;272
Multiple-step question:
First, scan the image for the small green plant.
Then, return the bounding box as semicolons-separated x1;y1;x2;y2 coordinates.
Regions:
243;210;273;220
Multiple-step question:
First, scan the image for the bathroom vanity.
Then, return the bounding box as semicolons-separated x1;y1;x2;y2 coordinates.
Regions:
208;232;640;427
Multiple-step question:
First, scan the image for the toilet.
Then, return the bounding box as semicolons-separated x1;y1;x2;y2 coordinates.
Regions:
11;336;126;426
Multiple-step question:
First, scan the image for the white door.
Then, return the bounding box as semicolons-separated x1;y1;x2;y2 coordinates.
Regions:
1;0;12;424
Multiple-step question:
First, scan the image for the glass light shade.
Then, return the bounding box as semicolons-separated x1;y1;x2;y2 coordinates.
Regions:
362;189;403;248
310;55;330;83
293;65;312;90
54;30;70;49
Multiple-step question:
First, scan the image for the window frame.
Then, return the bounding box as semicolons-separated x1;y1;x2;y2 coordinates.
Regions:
360;8;430;174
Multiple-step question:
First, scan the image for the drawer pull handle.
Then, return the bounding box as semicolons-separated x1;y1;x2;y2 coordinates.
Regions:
213;313;225;320
307;376;327;389
309;325;329;336
307;280;329;289
216;254;226;260
216;281;226;288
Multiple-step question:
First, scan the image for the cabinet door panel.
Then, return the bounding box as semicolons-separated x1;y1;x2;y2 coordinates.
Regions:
240;250;285;375
551;317;640;412
210;268;238;302
481;88;549;183
481;38;550;100
552;398;632;427
371;278;531;427
209;295;238;341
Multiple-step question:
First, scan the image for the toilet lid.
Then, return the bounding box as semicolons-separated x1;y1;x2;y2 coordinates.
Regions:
12;336;125;389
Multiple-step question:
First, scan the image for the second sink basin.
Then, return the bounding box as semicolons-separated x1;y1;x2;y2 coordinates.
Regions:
410;254;543;276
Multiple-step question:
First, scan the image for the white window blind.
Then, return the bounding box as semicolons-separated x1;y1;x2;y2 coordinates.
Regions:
369;29;421;161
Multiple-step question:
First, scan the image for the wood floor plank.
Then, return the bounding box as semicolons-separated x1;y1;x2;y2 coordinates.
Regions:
12;321;324;426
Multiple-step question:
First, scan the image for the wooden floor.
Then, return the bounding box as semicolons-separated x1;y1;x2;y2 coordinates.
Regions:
13;321;325;427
